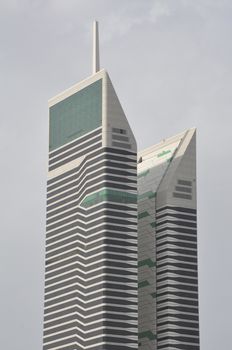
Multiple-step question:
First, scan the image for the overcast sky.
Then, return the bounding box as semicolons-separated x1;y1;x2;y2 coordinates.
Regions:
0;1;232;349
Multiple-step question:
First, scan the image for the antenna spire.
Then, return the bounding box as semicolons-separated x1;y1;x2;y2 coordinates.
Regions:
92;21;100;75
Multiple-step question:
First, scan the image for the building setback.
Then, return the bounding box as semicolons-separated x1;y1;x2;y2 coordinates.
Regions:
43;22;138;350
138;128;200;350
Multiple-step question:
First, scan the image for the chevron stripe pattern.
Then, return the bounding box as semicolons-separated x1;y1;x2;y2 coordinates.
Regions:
43;127;138;349
156;206;200;350
43;70;138;350
138;129;200;350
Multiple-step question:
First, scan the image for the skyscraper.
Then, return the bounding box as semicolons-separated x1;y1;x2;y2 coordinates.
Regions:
43;22;138;350
42;22;200;350
138;128;200;350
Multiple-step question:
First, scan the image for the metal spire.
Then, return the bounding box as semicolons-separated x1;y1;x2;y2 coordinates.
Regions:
92;20;100;75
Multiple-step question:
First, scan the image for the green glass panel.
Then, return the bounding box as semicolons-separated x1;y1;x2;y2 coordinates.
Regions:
138;280;149;289
138;191;156;201
138;211;149;220
157;149;171;158
138;169;149;178
49;79;102;151
151;292;156;298
138;331;156;340
138;258;156;268
150;222;156;228
80;188;137;208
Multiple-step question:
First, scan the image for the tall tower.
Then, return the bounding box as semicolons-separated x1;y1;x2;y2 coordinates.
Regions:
138;129;200;350
43;22;138;350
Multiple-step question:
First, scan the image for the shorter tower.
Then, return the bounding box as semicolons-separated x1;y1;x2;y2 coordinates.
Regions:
138;128;200;350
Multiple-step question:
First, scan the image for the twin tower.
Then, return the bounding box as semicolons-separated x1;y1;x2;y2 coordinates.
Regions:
43;22;200;350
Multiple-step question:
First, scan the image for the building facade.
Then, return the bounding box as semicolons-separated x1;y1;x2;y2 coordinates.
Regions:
43;69;138;350
138;128;200;350
42;22;200;350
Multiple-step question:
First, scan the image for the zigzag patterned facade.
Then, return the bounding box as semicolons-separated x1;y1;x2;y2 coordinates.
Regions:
43;70;138;350
138;129;200;350
42;40;200;349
